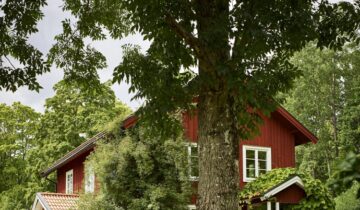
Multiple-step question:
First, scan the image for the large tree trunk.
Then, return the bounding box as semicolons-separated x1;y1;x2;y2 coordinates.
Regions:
197;94;239;210
195;1;239;209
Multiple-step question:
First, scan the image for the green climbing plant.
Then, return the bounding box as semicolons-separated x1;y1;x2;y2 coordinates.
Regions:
239;168;334;210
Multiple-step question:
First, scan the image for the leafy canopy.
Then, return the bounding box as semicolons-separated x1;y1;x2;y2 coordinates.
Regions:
0;0;50;91
1;0;360;125
43;0;359;140
30;80;132;176
0;102;42;210
0;80;132;208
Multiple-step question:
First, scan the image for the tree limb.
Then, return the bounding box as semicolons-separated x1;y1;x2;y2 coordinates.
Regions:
164;14;215;71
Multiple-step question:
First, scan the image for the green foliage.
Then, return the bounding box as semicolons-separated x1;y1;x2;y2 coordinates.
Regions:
46;0;360;142
0;0;50;91
2;0;360;208
27;80;131;188
280;42;360;208
48;19;107;88
78;120;191;210
0;102;41;209
239;168;335;210
281;43;360;181
335;182;360;210
0;80;131;208
330;152;360;198
50;3;360;208
339;43;360;154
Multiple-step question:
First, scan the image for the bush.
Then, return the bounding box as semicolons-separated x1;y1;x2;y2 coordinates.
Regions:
335;182;360;210
78;120;191;210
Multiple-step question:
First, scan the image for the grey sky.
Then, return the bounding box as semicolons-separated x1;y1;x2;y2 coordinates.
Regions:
0;0;150;113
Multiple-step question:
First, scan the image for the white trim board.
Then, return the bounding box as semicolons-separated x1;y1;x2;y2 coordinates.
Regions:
261;176;304;201
32;193;50;210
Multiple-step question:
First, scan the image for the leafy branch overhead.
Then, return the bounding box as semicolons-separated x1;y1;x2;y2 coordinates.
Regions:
46;0;359;130
0;0;50;91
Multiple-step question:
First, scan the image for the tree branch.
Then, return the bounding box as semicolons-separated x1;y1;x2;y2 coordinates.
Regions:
4;56;16;69
164;14;215;71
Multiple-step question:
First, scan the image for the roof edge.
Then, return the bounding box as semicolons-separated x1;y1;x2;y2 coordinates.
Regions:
260;175;304;201
40;131;107;177
276;106;318;144
33;192;51;210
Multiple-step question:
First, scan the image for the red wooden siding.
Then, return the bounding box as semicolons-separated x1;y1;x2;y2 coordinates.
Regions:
182;111;296;188
182;111;198;142
275;185;306;203
56;149;93;194
239;113;296;187
54;107;309;207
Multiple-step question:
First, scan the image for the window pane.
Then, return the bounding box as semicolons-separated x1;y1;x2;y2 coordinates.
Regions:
258;151;267;160
246;159;255;169
191;146;198;156
246;168;255;178
246;150;255;159
191;156;199;177
191;165;199;177
258;160;267;170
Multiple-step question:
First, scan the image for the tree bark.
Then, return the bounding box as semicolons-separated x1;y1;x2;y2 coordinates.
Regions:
194;1;240;209
197;93;239;210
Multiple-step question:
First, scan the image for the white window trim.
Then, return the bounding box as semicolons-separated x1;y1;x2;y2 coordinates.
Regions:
242;145;271;182
267;202;280;210
85;166;95;193
188;204;196;210
186;142;199;181
65;169;74;194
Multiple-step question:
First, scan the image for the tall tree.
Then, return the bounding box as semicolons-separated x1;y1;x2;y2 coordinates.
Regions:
0;81;132;208
0;102;41;209
30;80;131;175
2;0;360;209
48;1;360;209
283;44;345;180
282;42;360;181
339;44;360;154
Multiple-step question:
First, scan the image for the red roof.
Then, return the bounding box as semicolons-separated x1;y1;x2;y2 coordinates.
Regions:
32;192;79;210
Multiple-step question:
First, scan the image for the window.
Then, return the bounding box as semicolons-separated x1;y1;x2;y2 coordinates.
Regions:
243;145;271;182
85;166;95;193
188;205;197;210
253;202;280;210
187;142;198;181
66;169;73;194
267;202;280;210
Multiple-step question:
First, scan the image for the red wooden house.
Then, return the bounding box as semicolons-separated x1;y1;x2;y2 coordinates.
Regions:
32;106;317;210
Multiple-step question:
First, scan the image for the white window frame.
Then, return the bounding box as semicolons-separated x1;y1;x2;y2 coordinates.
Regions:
65;169;74;194
84;165;95;193
187;142;199;181
242;145;271;182
267;202;280;210
188;204;197;210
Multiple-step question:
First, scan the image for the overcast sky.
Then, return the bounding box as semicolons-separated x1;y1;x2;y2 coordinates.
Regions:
0;0;150;113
